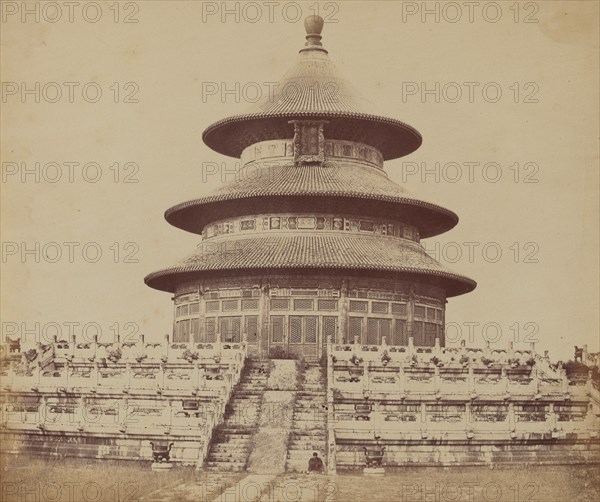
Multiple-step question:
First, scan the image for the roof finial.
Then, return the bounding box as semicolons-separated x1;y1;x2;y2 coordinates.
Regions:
301;15;327;54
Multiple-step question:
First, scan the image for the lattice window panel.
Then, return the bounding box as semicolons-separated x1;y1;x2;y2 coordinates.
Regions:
191;319;200;343
392;320;408;346
180;304;189;316
426;307;436;320
270;316;284;342
175;306;181;317
245;316;259;344
348;317;362;343
205;301;220;313
290;317;302;344
318;299;338;311
189;302;200;314
270;299;290;310
349;300;368;312
435;309;442;321
391;303;407;316
174;320;190;343
222;300;239;312
372;302;388;314
366;318;379;345
294;299;314;311
424;323;438;346
220;317;241;343
380;318;391;342
205;319;216;343
323;316;337;342
414;305;426;318
413;321;424;345
242;299;259;311
305;317;317;343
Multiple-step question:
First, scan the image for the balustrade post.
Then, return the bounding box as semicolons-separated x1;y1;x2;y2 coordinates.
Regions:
92;360;100;388
508;402;516;435
434;337;441;357
363;360;370;393
408;335;415;356
159;362;166;391
532;367;540;397
38;395;48;429
139;334;145;360
92;335;98;361
398;365;405;395
501;366;509;396
77;394;86;431
64;360;70;390
420;402;427;437
121;395;129;433
164;334;170;362
195;363;201;392
70;330;76;359
549;403;557;430
468;366;475;395
465;401;472;433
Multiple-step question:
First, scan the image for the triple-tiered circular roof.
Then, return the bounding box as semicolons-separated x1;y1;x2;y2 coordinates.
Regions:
145;16;476;297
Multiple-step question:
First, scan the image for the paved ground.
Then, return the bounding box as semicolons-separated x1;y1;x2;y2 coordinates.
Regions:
139;464;600;502
2;454;599;501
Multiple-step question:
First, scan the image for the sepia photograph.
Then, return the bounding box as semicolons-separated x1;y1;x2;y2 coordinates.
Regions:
1;1;599;501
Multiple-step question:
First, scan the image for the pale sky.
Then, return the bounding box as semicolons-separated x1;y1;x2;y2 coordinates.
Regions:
1;1;598;359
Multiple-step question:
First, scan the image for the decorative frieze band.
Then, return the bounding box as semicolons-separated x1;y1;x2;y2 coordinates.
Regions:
203;213;420;242
240;138;384;169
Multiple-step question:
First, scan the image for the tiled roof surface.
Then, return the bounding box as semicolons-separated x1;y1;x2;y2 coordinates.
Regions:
202;48;422;160
144;234;476;296
165;163;458;238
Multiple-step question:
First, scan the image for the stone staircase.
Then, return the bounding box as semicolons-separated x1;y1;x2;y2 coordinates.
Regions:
204;359;269;471
285;361;328;472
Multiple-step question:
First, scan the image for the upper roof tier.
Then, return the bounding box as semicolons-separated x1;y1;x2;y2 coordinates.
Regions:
202;15;422;161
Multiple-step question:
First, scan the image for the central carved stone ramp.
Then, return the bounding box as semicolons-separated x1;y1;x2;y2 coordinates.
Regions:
204;359;270;472
285;361;327;472
246;360;298;474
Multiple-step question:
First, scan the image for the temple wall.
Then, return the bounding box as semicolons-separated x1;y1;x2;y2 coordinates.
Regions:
334;440;600;468
172;274;447;359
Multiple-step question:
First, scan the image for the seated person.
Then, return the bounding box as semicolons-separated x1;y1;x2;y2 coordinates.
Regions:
307;452;324;473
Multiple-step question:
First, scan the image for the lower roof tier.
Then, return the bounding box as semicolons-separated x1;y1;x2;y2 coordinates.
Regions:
144;233;476;296
165;161;458;238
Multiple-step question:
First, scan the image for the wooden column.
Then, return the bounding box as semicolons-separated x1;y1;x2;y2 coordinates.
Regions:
339;279;349;344
260;283;270;358
407;283;415;344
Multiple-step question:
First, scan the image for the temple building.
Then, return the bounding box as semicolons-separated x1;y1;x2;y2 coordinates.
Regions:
0;16;598;471
144;15;476;360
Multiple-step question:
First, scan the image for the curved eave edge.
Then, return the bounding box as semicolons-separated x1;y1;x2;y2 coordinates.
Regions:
201;111;423;161
144;265;477;297
163;194;459;237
